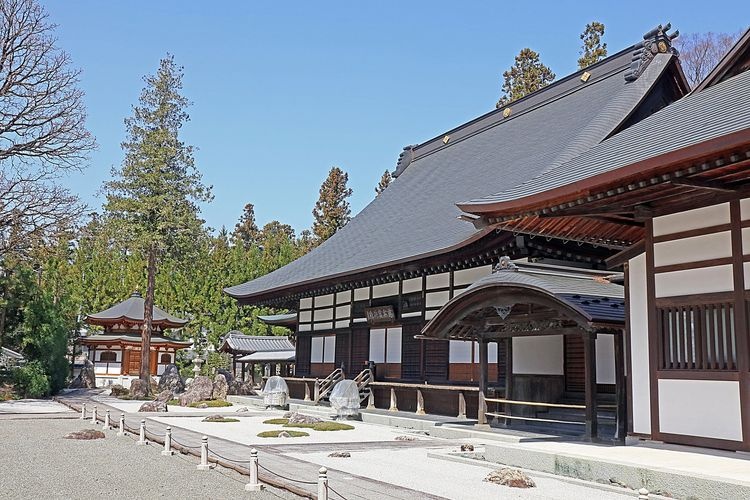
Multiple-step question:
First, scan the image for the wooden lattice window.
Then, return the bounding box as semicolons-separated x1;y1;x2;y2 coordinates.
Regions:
99;351;117;362
657;302;737;371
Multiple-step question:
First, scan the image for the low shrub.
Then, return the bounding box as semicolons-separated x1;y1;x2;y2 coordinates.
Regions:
14;361;50;398
257;430;308;438
285;421;355;431
166;399;179;406
188;399;232;408
202;415;239;423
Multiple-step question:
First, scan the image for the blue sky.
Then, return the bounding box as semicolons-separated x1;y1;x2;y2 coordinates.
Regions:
44;1;748;234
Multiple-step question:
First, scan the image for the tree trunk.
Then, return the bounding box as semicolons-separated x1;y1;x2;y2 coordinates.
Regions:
140;245;157;390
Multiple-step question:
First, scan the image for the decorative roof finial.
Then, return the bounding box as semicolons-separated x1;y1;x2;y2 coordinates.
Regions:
624;23;680;82
392;144;418;178
493;256;518;273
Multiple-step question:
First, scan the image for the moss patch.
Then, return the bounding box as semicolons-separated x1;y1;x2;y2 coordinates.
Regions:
284;422;355;431
166;399;179;406
263;418;289;425
188;400;232;408
257;430;309;438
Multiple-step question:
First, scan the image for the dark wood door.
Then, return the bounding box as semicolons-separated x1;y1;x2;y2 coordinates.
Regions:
128;349;141;375
564;336;585;393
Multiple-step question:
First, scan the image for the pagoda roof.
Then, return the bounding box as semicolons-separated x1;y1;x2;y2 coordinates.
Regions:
78;333;191;348
225;26;687;305
84;292;188;329
219;333;295;355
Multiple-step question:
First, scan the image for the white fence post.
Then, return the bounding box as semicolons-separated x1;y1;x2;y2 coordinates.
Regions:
244;448;264;491
117;413;126;436
102;410;110;430
91;405;97;424
317;467;329;500
162;427;174;456
416;389;426;415
638;488;650;500
196;436;210;471
80;402;86;420
457;392;467;419
137;419;147;445
367;390;375;410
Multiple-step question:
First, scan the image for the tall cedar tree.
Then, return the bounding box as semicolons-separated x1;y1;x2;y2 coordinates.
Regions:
496;48;555;108
103;55;212;387
673;31;739;88
232;203;260;248
578;22;608;69
312;167;352;241
375;170;392;196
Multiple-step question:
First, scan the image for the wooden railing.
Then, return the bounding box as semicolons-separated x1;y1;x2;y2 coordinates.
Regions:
352;368;373;403
313;368;344;403
477;393;615;426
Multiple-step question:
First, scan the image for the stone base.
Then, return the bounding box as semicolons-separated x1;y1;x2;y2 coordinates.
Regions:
244;483;264;491
196;464;211;471
161;450;175;456
136;441;148;446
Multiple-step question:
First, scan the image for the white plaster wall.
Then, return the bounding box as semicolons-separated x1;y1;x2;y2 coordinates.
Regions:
299;297;312;309
426;272;450;289
512;336;563;375
652;203;729;236
315;294;334;307
426;290;450;308
372;282;399;299
313;308;333;321
596;334;616;385
454;266;492;286
298;324;311;332
311;337;324;362
335;291;351;304
354;287;369;301
313;322;333;331
474;342;498;363
369;329;385;363
402;277;422;294
742;227;750;254
424;310;438;320
653;232;732;267
335;305;351;319
741;197;750;220
658;379;743;441
629;254;651;435
299;311;312;322
386;328;402;363
323;336;336;363
655;265;734;297
449;340;472;363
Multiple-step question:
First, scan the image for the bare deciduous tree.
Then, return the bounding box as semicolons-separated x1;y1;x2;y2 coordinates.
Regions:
673;31;740;88
0;0;94;259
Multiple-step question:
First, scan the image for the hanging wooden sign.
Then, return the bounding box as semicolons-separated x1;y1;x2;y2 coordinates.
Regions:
365;305;396;325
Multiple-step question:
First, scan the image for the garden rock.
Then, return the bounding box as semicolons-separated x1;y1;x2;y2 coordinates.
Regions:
178;375;213;406
129;379;149;400
217;368;234;384
283;412;321;425
235;407;249;413
460;444;475;452
65;429;105;440
138;399;167;412
278;431;291;438
228;379;255;396
394;435;416;441
197;402;208;409
69;359;96;389
109;384;129;397
328;452;351;458
157;364;185;394
484;468;536;488
212;374;229;401
154;389;174;403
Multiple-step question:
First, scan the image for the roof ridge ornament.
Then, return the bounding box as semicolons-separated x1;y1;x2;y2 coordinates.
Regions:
392;144;418;178
624;23;679;82
493;256;518;273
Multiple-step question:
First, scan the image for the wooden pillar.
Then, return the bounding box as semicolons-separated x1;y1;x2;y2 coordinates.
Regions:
504;338;513;400
584;331;598;442
614;331;627;445
478;339;488;395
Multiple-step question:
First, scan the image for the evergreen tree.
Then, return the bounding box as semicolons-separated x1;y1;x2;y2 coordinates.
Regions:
231;203;260;248
103;55;212;388
375;170;392;196
312;167;352;241
578;22;608;69
496;48;555;108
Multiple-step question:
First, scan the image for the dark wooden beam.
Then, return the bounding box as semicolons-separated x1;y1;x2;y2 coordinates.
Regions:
670;177;738;192
614;331;627;445
478;340;488;395
583;331;598;442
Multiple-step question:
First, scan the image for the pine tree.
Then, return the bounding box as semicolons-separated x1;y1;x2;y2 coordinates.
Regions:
496;48;555;108
312;167;353;241
375;170;392;196
103;55;212;388
231;203;259;248
578;22;608;69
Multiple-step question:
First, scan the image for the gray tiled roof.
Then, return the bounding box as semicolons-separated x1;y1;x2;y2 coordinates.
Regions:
78;333;192;346
85;292;187;326
461;66;750;209
220;333;295;354
237;351;296;362
226;46;678;302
